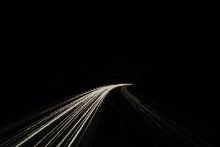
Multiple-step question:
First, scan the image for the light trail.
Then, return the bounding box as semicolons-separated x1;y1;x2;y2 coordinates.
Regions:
75;87;107;147
120;86;213;147
0;87;107;147
62;89;110;147
1;83;214;147
34;91;104;147
0;83;132;147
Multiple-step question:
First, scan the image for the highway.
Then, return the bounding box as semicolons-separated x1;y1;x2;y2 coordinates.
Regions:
0;84;216;147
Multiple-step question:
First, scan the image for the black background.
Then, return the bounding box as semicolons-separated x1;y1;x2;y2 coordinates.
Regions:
1;10;219;145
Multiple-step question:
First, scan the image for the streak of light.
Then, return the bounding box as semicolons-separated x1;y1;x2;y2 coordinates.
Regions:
67;89;110;147
0;83;130;147
75;87;107;147
121;88;213;147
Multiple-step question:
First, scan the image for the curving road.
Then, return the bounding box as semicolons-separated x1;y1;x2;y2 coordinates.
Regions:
0;84;216;147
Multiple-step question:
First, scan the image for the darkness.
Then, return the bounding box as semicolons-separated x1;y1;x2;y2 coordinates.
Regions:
1;51;219;146
1;6;218;146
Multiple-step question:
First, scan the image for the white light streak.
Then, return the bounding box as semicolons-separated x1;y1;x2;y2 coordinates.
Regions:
1;84;129;147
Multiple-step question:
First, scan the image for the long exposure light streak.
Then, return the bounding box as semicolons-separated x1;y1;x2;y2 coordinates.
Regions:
2;83;211;147
1;86;108;147
120;86;213;147
62;89;110;147
35;90;105;147
75;89;107;147
0;84;132;147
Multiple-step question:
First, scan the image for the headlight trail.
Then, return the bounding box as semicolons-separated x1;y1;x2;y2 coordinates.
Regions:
3;83;213;147
74;87;107;147
34;90;105;147
0;86;107;147
120;86;213;147
60;88;111;147
0;84;132;147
